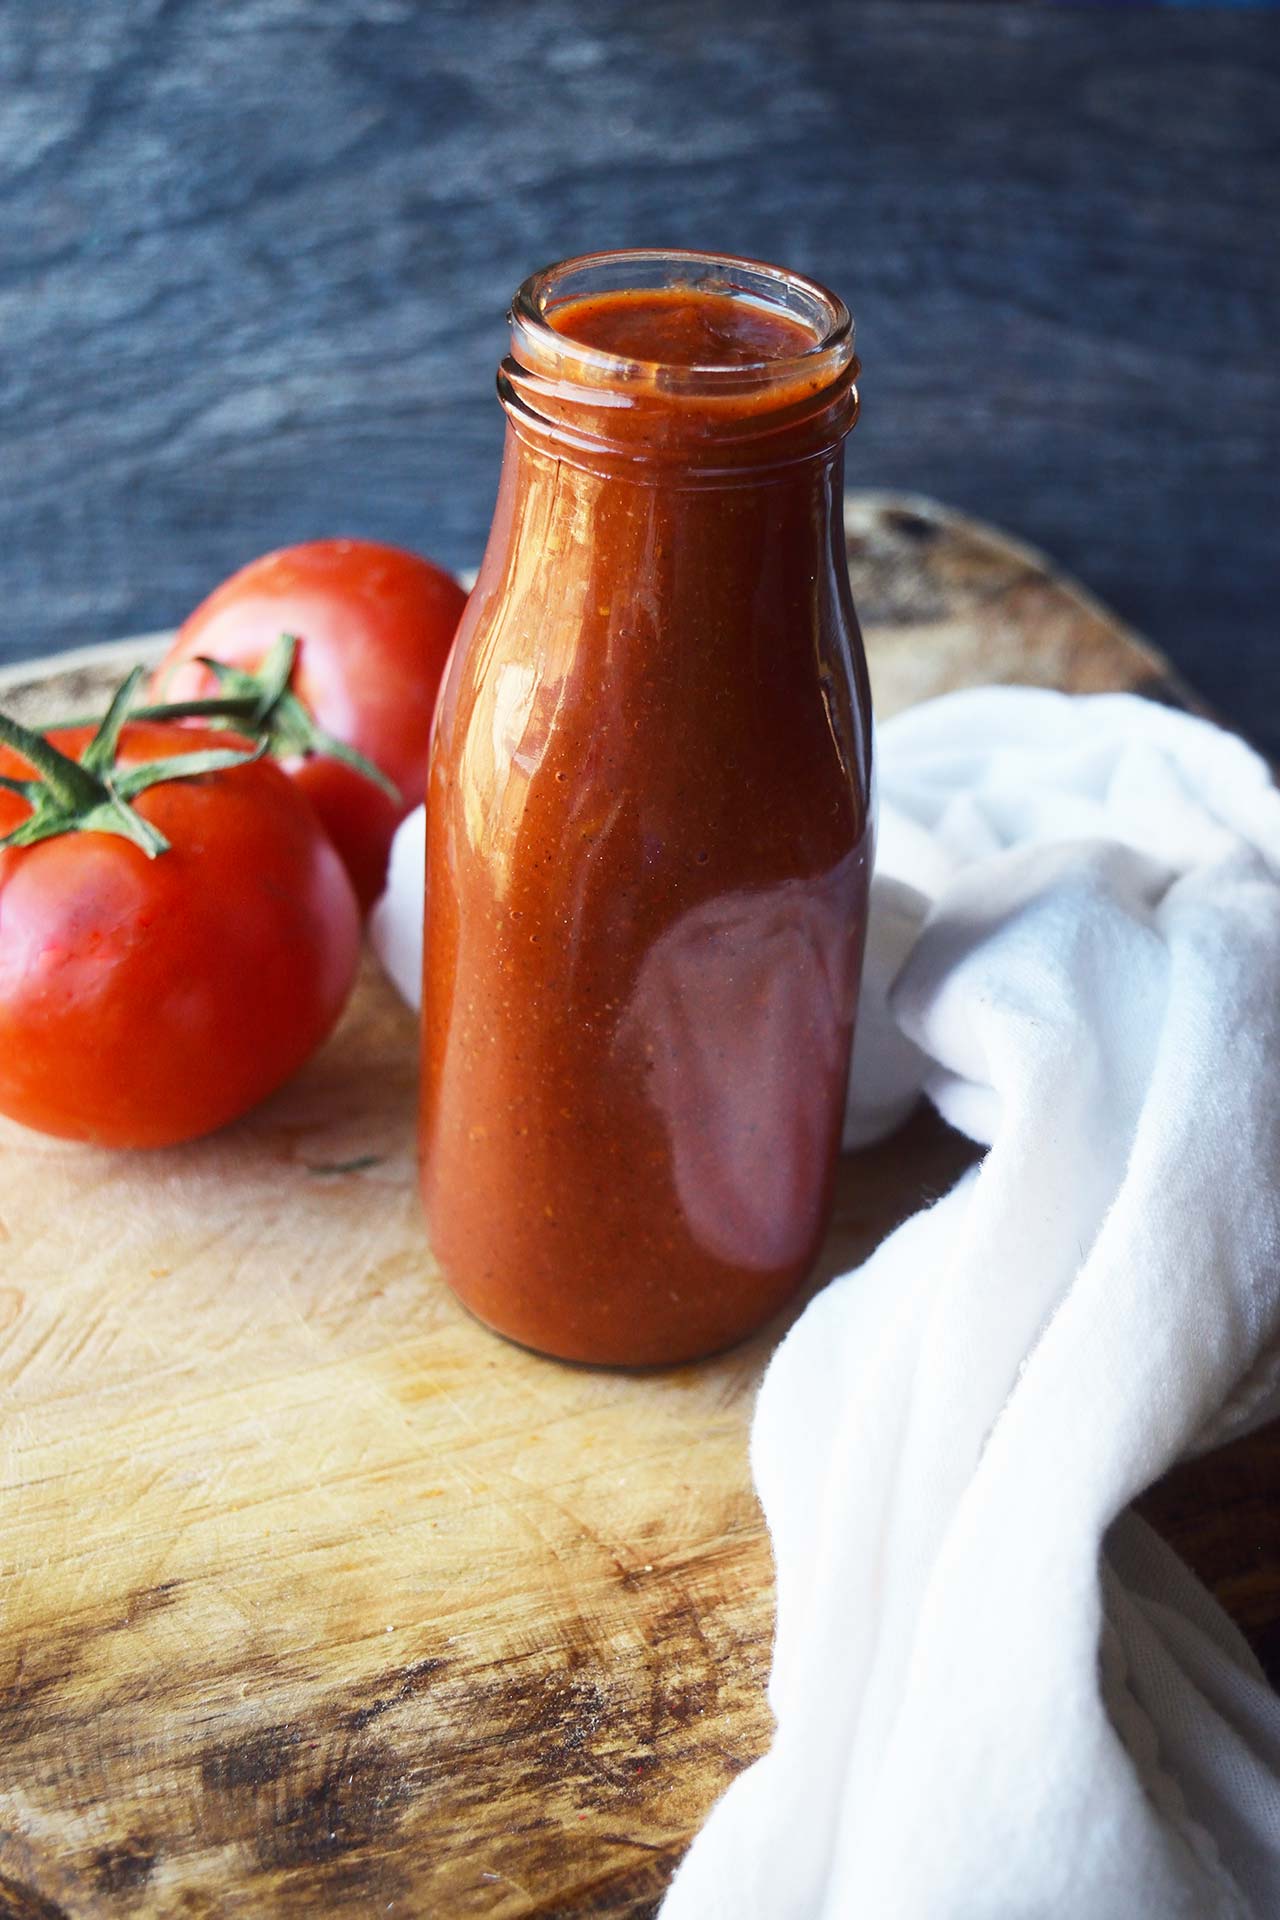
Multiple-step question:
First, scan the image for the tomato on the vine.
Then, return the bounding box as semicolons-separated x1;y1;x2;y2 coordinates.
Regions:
0;696;361;1149
154;540;468;910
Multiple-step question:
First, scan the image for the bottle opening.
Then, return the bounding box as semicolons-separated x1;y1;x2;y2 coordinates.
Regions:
511;247;853;388
501;249;858;474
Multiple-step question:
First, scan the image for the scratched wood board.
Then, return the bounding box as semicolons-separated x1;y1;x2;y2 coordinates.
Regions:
0;494;1275;1920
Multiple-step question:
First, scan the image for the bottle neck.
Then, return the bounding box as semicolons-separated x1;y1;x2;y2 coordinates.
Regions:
498;359;858;485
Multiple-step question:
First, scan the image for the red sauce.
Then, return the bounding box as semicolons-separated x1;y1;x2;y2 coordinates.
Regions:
421;257;873;1366
550;287;818;367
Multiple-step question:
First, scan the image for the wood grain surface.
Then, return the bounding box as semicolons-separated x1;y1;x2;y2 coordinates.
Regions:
3;1;1279;756
0;494;1276;1919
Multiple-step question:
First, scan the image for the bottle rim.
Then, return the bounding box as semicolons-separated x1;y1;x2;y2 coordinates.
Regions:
509;247;855;394
501;250;858;476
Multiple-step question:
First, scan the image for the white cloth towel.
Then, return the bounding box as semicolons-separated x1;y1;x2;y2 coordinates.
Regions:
371;688;1280;1918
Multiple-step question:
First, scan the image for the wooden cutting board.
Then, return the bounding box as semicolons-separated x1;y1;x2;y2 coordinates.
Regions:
1;494;1275;1920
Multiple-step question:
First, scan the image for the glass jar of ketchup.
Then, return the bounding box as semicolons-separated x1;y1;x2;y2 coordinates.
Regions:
421;249;873;1366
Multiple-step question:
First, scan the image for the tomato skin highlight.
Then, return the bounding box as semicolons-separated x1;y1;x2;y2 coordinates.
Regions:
156;539;468;910
0;723;361;1148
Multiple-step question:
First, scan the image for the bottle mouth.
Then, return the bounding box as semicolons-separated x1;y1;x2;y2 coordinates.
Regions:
510;247;854;392
502;250;858;474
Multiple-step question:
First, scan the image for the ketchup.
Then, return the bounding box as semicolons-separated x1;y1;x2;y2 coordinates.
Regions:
549;286;816;366
421;251;873;1366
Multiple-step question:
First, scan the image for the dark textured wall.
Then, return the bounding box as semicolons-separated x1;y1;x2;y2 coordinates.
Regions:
4;1;1278;746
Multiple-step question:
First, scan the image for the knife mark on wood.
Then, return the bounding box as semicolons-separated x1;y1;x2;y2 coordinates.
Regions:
0;1874;71;1920
1;1550;766;1914
87;1837;155;1896
201;1722;306;1794
1;1580;182;1744
344;1656;447;1731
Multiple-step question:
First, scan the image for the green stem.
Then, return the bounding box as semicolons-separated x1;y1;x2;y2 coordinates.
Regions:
81;666;149;775
125;696;260;726
0;677;265;861
37;634;402;807
0;710;103;811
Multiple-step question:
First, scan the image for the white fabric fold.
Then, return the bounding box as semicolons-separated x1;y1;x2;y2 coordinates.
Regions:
662;689;1280;1920
370;687;1280;1917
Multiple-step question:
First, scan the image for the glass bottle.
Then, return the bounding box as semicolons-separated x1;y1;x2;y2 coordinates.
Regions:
421;249;873;1366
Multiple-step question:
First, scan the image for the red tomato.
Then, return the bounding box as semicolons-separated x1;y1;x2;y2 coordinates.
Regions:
0;723;361;1148
155;540;468;910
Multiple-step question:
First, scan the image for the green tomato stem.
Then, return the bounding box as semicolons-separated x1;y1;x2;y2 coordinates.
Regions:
42;632;401;806
0;678;265;860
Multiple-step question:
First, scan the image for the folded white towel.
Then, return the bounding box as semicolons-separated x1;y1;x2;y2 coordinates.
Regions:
664;689;1280;1919
371;687;1280;1917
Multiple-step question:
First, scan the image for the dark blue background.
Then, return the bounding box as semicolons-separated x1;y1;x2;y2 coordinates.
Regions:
4;1;1278;746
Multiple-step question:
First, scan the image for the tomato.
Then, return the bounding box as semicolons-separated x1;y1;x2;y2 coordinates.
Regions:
155;540;468;910
0;721;361;1148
